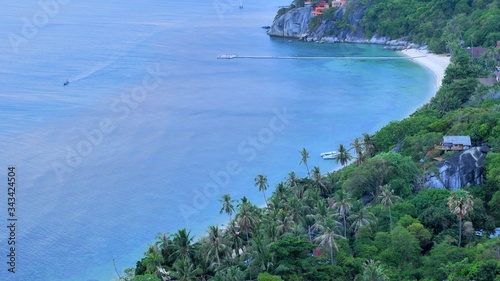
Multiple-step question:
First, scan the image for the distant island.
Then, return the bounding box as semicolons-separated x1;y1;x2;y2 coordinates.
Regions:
126;1;500;280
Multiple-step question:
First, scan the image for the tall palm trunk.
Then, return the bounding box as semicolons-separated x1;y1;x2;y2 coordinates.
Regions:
458;218;462;247
389;206;393;230
216;248;220;267
308;225;312;243
245;227;250;245
343;215;347;238
329;246;334;265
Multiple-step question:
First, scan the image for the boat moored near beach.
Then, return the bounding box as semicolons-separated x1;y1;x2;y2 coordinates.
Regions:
320;151;339;160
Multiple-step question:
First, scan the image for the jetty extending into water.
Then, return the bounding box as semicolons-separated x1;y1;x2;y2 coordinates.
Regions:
217;54;427;60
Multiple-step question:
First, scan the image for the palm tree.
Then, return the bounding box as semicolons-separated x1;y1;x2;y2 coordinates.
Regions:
288;171;305;200
313;217;343;265
276;209;295;236
334;144;352;167
171;228;195;262
362;133;375;158
349;205;376;235
351;137;364;165
274;182;288;206
354;259;389;281
144;244;164;275
254;174;269;205
224;220;243;258
172;258;201;281
330;189;353;238
213;266;245;281
299;148;311;177
219;194;236;220
287;171;299;188
236;199;256;246
287;197;308;225
448;189;474;247
312;166;329;196
249;235;274;272
206;225;225;267
377;185;401;230
155;232;171;258
302;215;316;243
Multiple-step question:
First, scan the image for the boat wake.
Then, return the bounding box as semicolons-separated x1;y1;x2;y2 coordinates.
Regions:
65;50;125;84
64;28;166;85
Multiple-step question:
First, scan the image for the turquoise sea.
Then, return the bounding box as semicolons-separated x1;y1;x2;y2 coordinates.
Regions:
0;1;434;280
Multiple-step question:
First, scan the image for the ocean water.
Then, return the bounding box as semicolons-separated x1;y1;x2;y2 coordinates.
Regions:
0;1;434;280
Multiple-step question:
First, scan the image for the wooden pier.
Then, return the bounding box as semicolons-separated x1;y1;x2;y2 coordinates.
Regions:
217;55;426;60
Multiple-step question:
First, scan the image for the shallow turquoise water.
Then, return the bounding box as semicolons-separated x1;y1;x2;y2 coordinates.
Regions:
0;1;433;280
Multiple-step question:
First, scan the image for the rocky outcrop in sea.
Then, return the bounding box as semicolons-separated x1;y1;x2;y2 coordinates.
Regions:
267;3;423;50
267;6;313;38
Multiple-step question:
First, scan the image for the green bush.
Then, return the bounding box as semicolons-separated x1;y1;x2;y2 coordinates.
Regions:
258;272;284;281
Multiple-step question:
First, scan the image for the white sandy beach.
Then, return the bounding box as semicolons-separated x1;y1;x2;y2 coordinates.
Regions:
401;48;451;94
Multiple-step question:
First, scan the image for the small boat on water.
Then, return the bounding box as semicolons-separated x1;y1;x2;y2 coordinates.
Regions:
217;54;238;59
320;151;339;160
63;80;69;86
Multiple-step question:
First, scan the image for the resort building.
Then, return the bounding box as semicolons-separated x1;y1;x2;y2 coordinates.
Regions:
312;0;330;15
309;0;347;15
435;136;472;151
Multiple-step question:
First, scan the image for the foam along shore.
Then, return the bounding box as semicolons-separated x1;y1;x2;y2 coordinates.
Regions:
401;48;451;91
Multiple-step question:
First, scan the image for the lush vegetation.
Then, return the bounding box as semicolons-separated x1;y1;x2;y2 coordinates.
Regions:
121;1;500;280
299;0;500;53
358;0;500;52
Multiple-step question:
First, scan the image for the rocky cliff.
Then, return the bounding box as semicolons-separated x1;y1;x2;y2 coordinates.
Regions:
267;3;416;48
425;146;489;190
267;6;313;38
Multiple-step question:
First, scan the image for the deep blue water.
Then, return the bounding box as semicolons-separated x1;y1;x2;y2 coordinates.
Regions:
0;1;433;280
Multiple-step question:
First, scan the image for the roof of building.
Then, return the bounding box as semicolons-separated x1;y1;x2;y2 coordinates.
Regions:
478;77;497;86
466;47;488;59
443;136;471;146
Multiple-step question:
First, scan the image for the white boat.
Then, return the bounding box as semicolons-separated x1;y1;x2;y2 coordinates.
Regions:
217;54;238;59
320;151;338;160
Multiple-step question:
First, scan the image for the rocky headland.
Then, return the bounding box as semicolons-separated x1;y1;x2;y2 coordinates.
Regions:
267;2;421;50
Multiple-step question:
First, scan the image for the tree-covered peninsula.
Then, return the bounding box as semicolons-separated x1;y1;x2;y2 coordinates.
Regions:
269;0;500;52
126;1;500;280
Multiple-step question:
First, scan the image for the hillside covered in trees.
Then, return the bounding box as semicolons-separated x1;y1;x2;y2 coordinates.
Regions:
276;0;500;52
359;0;500;52
125;1;500;280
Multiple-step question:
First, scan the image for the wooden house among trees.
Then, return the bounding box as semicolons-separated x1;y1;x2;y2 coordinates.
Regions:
435;136;472;151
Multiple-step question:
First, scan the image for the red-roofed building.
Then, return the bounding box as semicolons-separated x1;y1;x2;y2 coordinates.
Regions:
312;0;330;15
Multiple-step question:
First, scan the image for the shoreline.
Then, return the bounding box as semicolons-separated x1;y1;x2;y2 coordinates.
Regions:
400;48;451;100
